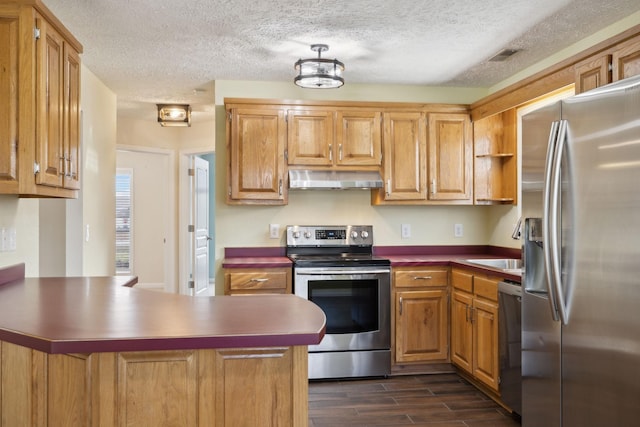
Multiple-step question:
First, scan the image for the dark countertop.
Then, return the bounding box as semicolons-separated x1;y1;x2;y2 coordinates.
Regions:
222;245;522;282
0;269;326;355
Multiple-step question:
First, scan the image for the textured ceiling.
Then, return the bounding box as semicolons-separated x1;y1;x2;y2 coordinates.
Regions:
43;0;640;117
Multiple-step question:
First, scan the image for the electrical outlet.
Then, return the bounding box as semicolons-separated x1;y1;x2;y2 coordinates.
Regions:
401;224;411;239
269;224;280;239
454;223;463;238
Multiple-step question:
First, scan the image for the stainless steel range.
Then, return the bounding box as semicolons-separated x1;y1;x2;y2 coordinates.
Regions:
286;225;391;380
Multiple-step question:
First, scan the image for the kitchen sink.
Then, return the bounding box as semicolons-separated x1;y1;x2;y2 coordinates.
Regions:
463;258;523;273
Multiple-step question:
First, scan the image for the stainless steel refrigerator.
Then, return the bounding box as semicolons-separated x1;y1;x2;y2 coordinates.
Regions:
522;74;640;427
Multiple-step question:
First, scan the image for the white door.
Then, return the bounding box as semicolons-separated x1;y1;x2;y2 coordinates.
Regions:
192;156;210;295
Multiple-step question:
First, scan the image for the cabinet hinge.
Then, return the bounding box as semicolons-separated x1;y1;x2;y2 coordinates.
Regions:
608;62;613;72
227;111;232;122
34;27;40;40
284;149;288;161
188;225;195;232
188;168;195;176
188;280;195;289
33;162;40;174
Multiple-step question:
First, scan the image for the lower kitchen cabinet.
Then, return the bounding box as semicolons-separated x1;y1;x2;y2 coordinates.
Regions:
450;268;499;393
0;340;308;427
393;267;449;366
223;267;292;295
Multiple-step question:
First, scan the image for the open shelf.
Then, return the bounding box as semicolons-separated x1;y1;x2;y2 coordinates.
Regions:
473;109;517;205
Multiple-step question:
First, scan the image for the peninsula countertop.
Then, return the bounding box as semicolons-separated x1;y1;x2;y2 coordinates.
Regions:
0;266;326;355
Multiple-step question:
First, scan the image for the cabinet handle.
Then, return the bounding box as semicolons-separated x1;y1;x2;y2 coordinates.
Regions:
339;144;343;161
278;179;283;196
250;278;269;283
329;144;333;162
399;296;403;315
469;306;475;324
386;179;391;196
413;276;432;281
431;179;436;195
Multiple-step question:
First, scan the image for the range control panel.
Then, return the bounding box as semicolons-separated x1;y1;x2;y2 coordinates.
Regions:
286;225;373;247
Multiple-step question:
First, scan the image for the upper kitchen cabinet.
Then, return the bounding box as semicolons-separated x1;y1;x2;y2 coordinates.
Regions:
574;33;640;94
473;108;517;205
427;113;472;202
287;107;382;168
0;1;82;198
376;111;427;202
226;105;287;205
611;34;640;82
335;109;382;167
373;107;473;205
574;54;612;94
286;108;334;166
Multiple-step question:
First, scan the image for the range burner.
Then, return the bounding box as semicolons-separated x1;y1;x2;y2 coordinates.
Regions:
286;225;383;261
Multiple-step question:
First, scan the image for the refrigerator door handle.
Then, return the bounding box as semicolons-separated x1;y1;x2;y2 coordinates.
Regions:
542;121;560;322
546;119;569;325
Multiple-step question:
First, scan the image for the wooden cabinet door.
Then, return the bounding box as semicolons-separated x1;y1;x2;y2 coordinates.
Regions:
63;43;81;190
395;289;448;363
612;35;640;82
335;110;382;166
35;14;64;188
228;108;286;202
574;54;612;94
382;112;426;200
0;12;19;189
473;297;499;392
450;289;473;375
427;113;472;201
287;108;334;166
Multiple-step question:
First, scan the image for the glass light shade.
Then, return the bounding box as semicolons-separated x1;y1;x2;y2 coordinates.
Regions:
157;104;191;127
294;45;345;89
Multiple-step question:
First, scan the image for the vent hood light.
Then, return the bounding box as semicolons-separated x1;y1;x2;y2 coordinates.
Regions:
289;170;383;190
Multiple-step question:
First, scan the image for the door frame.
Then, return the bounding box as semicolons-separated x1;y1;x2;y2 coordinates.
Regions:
116;144;176;293
179;148;215;295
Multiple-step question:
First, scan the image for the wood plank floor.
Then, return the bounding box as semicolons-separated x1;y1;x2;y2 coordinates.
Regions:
309;373;521;426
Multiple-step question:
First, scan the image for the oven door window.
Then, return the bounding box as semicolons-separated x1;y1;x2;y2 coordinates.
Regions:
308;279;379;334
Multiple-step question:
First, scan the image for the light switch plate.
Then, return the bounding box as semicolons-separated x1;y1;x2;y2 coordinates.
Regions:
269;224;280;239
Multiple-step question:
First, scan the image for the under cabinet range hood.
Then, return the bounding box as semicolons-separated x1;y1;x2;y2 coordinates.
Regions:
288;170;384;190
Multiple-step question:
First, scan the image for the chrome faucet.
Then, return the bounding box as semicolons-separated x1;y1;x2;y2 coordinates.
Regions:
512;217;522;240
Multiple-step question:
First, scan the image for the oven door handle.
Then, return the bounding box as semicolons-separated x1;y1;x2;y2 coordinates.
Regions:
296;269;390;275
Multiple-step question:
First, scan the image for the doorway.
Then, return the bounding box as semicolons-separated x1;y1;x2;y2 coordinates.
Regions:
115;146;176;292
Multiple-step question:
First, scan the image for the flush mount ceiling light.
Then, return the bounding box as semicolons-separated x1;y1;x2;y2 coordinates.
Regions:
294;44;344;89
157;104;191;127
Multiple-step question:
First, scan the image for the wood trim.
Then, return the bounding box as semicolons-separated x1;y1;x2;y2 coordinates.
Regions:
225;97;470;113
471;23;640;120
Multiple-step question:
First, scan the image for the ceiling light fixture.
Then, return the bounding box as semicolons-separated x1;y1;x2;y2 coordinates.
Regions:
157;104;191;127
294;44;344;89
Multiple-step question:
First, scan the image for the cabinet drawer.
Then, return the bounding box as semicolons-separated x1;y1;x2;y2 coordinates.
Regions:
473;275;498;301
225;270;289;293
394;268;448;288
451;269;473;293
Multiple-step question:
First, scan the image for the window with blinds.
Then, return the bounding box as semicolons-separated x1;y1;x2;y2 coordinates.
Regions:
116;169;133;274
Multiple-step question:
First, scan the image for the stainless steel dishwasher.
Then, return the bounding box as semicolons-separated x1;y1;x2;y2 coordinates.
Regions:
498;280;522;416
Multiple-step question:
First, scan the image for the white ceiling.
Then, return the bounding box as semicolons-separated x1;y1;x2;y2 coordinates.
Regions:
44;0;640;117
